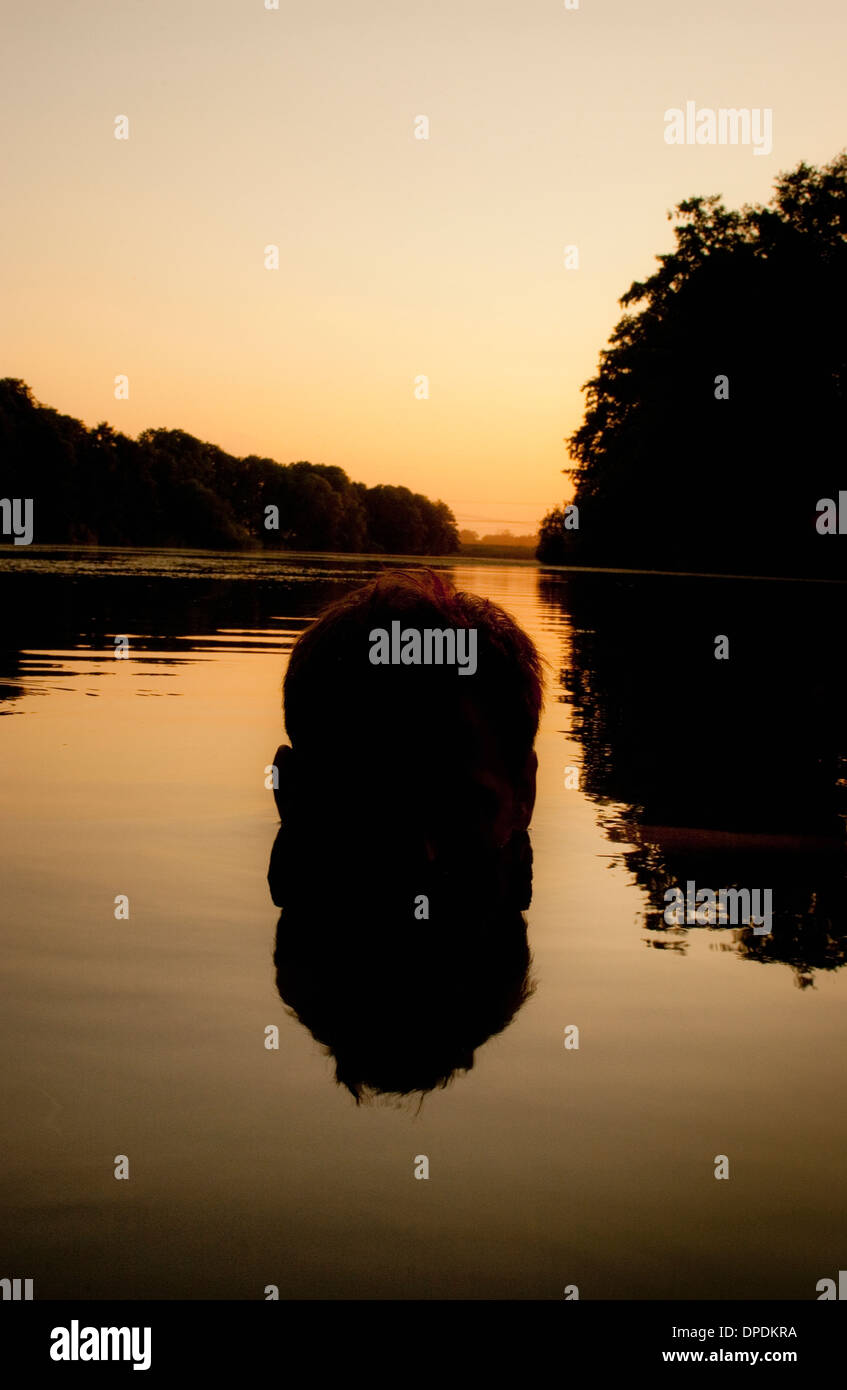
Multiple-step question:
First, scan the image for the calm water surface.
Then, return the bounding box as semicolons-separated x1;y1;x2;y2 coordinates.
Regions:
1;548;845;1298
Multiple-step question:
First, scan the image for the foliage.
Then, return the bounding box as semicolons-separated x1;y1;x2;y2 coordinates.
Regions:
0;381;460;555
538;152;847;576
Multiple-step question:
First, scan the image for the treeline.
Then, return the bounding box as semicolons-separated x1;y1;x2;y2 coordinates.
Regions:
458;529;537;559
459;530;538;548
538;152;847;578
0;380;460;554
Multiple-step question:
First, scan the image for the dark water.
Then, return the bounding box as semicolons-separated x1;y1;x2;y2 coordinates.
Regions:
1;547;845;1298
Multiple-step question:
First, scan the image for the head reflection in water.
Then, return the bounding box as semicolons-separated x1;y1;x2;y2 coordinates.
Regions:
268;569;544;1103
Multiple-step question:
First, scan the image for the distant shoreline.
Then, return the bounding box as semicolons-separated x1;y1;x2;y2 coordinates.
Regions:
2;542;846;584
0;540;539;565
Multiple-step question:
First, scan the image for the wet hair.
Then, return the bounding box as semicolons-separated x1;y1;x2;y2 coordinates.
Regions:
283;568;543;788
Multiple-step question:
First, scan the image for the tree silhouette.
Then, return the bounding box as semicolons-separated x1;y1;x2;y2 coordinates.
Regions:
0;380;460;556
539;152;847;578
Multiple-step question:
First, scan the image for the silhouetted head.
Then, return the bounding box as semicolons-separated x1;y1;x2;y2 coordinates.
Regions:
276;568;542;856
268;569;544;1103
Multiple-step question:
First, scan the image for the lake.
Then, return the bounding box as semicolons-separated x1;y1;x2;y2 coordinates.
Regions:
1;547;845;1299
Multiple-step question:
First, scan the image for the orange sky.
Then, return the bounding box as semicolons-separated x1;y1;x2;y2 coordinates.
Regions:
2;0;845;533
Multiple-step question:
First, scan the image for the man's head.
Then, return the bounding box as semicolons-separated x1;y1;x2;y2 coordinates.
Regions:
276;568;543;856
